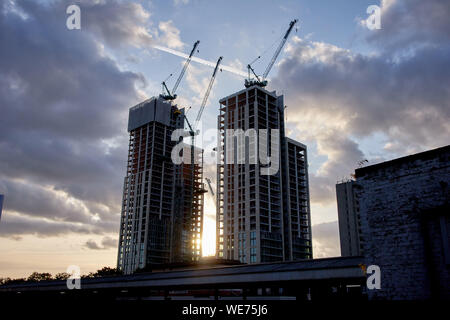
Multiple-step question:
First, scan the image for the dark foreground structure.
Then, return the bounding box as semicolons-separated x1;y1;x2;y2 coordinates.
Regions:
216;85;313;263
355;145;450;300
0;256;366;301
118;97;205;274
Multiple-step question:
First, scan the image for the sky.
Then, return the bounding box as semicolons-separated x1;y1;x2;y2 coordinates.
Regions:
0;0;449;278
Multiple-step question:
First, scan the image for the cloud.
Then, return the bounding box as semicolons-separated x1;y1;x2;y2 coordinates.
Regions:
174;0;189;6
84;236;117;250
308;131;365;204
184;63;211;106
0;0;147;239
81;0;154;49
366;0;450;53
272;0;450;204
84;239;102;250
0;213;106;239
101;236;118;249
312;221;340;258
0;179;93;224
158;20;185;49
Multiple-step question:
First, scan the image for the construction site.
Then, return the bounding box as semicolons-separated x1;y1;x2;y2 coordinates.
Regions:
116;20;307;274
117;40;223;274
2;0;450;308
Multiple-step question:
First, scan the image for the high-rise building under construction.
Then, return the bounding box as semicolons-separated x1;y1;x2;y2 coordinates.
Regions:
117;97;204;274
216;85;312;263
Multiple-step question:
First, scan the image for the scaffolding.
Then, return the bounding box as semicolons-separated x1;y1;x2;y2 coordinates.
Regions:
117;98;204;274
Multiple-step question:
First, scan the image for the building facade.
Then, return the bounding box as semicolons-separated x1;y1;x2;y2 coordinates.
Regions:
216;85;312;263
117;97;204;274
282;138;312;261
336;180;363;256
355;145;450;300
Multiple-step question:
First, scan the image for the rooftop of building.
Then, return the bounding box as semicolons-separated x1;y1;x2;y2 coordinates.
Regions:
130;96;172;111
127;96;186;132
355;144;450;178
285;137;307;149
219;84;280;104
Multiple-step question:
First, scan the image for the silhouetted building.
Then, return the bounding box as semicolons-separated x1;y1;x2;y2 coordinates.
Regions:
216;85;312;263
336;180;363;256
355;145;450;300
117;97;204;274
282;138;312;260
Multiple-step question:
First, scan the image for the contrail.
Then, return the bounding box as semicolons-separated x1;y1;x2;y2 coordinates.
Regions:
152;45;247;78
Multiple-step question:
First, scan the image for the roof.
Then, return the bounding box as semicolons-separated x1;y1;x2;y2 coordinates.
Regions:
355;144;450;178
0;256;365;292
285;137;307;149
219;85;279;104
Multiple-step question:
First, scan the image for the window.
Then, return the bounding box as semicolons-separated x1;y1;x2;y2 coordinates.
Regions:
250;231;256;246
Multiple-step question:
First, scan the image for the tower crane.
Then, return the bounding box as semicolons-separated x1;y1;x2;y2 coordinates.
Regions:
205;177;214;196
174;56;223;174
194;56;223;131
173;57;223;242
160;40;200;101
245;19;298;88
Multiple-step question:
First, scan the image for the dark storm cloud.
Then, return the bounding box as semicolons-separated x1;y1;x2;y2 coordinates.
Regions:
274;41;450;145
272;0;450;204
0;179;91;223
0;213;116;239
101;236;118;249
84;239;102;250
0;0;148;238
366;0;450;52
84;236;118;250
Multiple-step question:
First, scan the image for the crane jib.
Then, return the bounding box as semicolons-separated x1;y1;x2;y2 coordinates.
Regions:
245;19;298;88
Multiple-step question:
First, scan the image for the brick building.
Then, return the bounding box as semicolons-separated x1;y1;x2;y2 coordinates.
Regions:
355;145;450;299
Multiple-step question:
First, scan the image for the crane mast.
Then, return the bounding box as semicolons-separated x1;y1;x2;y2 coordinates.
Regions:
174;56;223;161
245;19;298;88
173;57;223;230
263;19;298;79
205;177;214;196
194;56;223;131
160;40;200;101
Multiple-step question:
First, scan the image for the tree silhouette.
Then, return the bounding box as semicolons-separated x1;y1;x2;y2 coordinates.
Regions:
54;272;70;280
27;272;52;282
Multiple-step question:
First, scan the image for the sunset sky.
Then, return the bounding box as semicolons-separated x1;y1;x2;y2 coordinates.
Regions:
1;0;449;278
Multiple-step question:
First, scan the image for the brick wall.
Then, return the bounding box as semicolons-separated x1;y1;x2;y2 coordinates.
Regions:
355;146;450;300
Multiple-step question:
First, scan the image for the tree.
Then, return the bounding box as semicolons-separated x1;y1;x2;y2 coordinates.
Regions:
81;272;95;279
93;267;122;277
1;277;26;285
27;272;52;282
54;272;70;280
